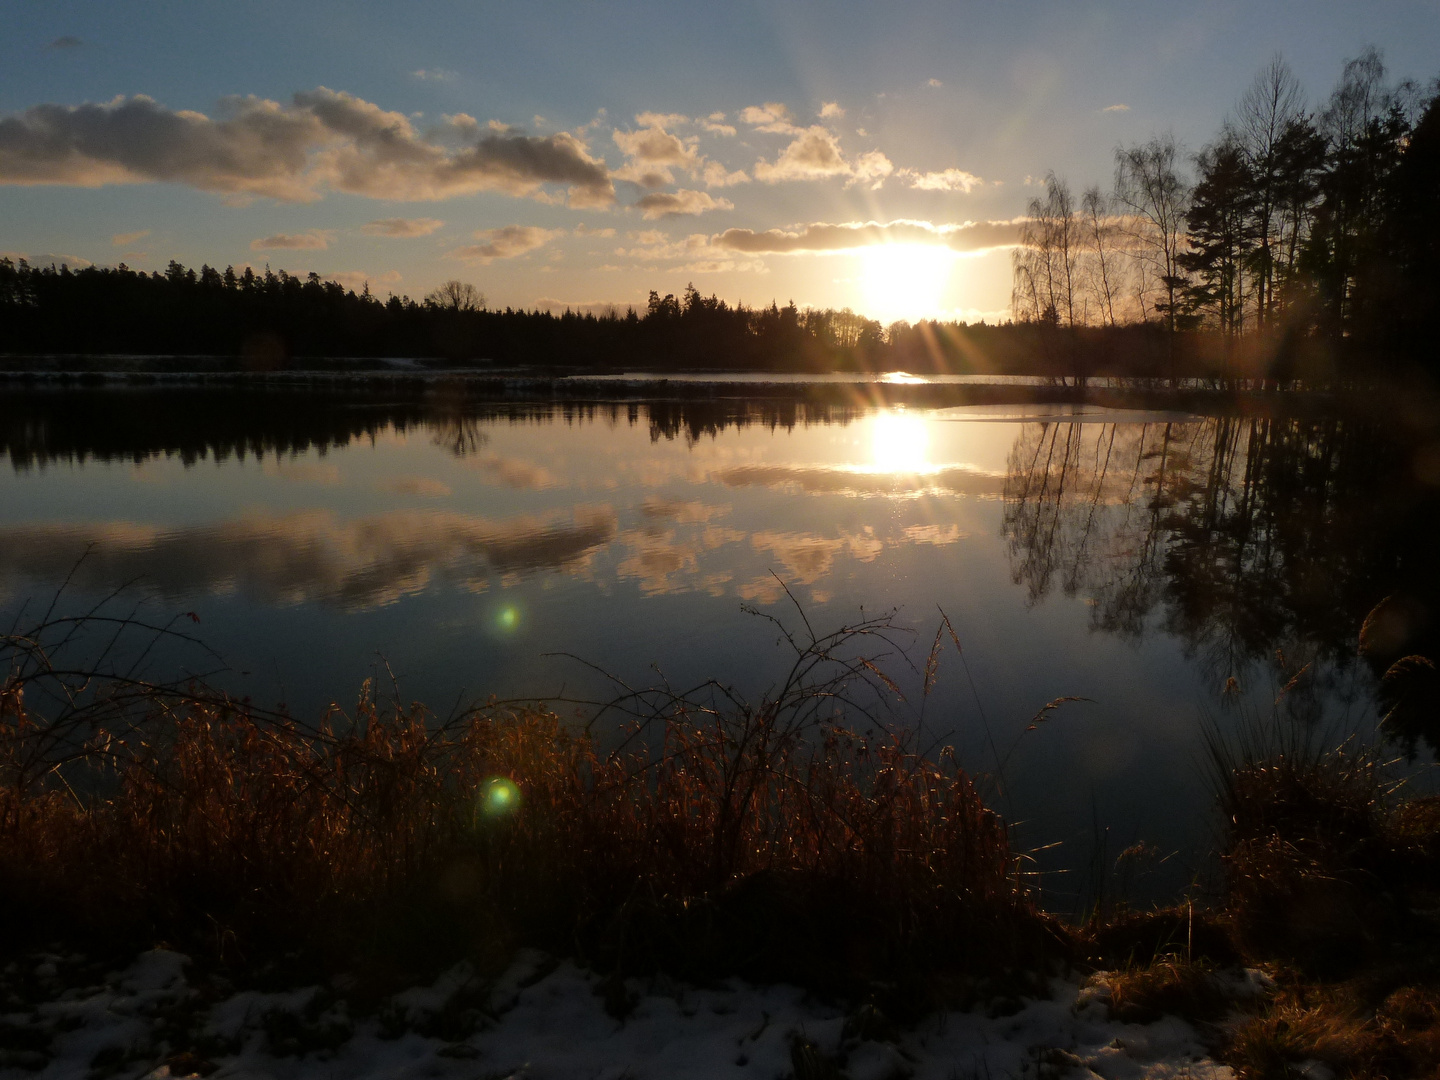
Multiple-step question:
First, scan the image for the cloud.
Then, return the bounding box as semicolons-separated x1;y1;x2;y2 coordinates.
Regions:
0;88;615;206
819;102;845;119
711;218;1025;255
573;223;616;238
445;224;562;262
702;120;737;136
739;103;800;135
1103;103;1131;112
635;189;733;219
250;230;331;250
1;251;92;268
362;216;444;237
48;36;83;49
702;160;748;187
899;167;983;193
753;127;892;187
850;150;894;188
612;124;697;168
635;111;687;128
614;230;709;260
111;229;150;246
927;78;944;88
412;68;456;81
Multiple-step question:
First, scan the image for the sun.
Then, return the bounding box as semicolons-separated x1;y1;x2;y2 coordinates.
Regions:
858;244;954;324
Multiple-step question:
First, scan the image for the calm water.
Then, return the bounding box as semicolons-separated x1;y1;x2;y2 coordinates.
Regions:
3;388;1437;908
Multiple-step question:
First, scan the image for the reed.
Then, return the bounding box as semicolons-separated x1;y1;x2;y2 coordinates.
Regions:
0;601;1054;997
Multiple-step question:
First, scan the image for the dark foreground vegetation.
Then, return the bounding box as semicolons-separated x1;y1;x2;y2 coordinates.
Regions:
3;596;1440;1077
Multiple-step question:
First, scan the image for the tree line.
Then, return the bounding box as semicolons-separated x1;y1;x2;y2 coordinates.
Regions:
0;257;891;372
1013;48;1440;384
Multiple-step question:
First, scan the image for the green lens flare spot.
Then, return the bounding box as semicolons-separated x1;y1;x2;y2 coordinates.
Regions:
481;777;521;818
496;604;521;632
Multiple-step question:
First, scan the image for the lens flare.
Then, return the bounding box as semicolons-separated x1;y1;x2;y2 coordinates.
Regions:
479;777;521;819
495;604;521;632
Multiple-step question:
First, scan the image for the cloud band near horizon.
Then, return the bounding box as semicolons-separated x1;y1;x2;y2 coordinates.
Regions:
712;219;1025;255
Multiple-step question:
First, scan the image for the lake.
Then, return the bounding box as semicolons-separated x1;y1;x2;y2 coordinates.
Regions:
3;385;1436;910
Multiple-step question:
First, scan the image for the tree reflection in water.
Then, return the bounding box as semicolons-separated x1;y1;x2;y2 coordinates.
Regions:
1002;415;1440;754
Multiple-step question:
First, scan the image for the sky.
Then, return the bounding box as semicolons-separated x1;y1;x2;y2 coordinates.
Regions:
3;1;1438;324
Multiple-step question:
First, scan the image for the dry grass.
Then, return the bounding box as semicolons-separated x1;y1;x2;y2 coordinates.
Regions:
1197;709;1440;1078
0;602;1055;996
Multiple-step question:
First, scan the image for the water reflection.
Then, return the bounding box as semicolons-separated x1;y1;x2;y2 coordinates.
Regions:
1002;415;1440;752
0;509;617;610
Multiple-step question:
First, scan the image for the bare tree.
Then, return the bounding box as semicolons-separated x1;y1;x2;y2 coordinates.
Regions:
1080;186;1123;327
1115;135;1191;379
1013;172;1080;327
425;280;486;312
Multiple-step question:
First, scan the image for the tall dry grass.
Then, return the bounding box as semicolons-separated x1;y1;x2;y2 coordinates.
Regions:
0;599;1053;994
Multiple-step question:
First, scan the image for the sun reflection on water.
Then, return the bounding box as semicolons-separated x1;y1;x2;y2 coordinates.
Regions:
869;410;934;474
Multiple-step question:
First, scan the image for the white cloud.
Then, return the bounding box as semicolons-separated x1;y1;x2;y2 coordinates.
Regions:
635;111;688;128
445;224;563;262
111;229;149;246
0;88;616;206
739;102;800;134
898;167;983;193
612;124;699;169
711;218;1025;255
926;78;944;88
573;223;616;238
2;250;92;268
635;189;733;219
702;160;749;187
753;127;892;188
819;102;845;119
250;230;331;250
1103;103;1131;113
361;217;444;237
850;150;894;189
412;68;456;81
701;120;737;136
324;269;402;290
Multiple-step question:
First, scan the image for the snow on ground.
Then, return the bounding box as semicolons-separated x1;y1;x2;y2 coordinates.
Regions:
0;949;1237;1080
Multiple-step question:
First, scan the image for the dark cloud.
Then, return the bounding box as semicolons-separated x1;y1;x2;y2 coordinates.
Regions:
712;219;1025;255
446;224;562;263
48;36;83;49
635;189;732;219
250;230;330;250
0;88;615;205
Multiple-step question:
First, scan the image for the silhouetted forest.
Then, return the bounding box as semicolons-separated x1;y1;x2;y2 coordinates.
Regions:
2;50;1436;384
1014;49;1440;387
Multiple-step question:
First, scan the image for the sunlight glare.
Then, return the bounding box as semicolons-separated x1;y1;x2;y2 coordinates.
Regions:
870;410;933;474
859;244;953;324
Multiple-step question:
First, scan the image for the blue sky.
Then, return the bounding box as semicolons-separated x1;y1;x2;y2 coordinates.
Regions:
3;0;1437;322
